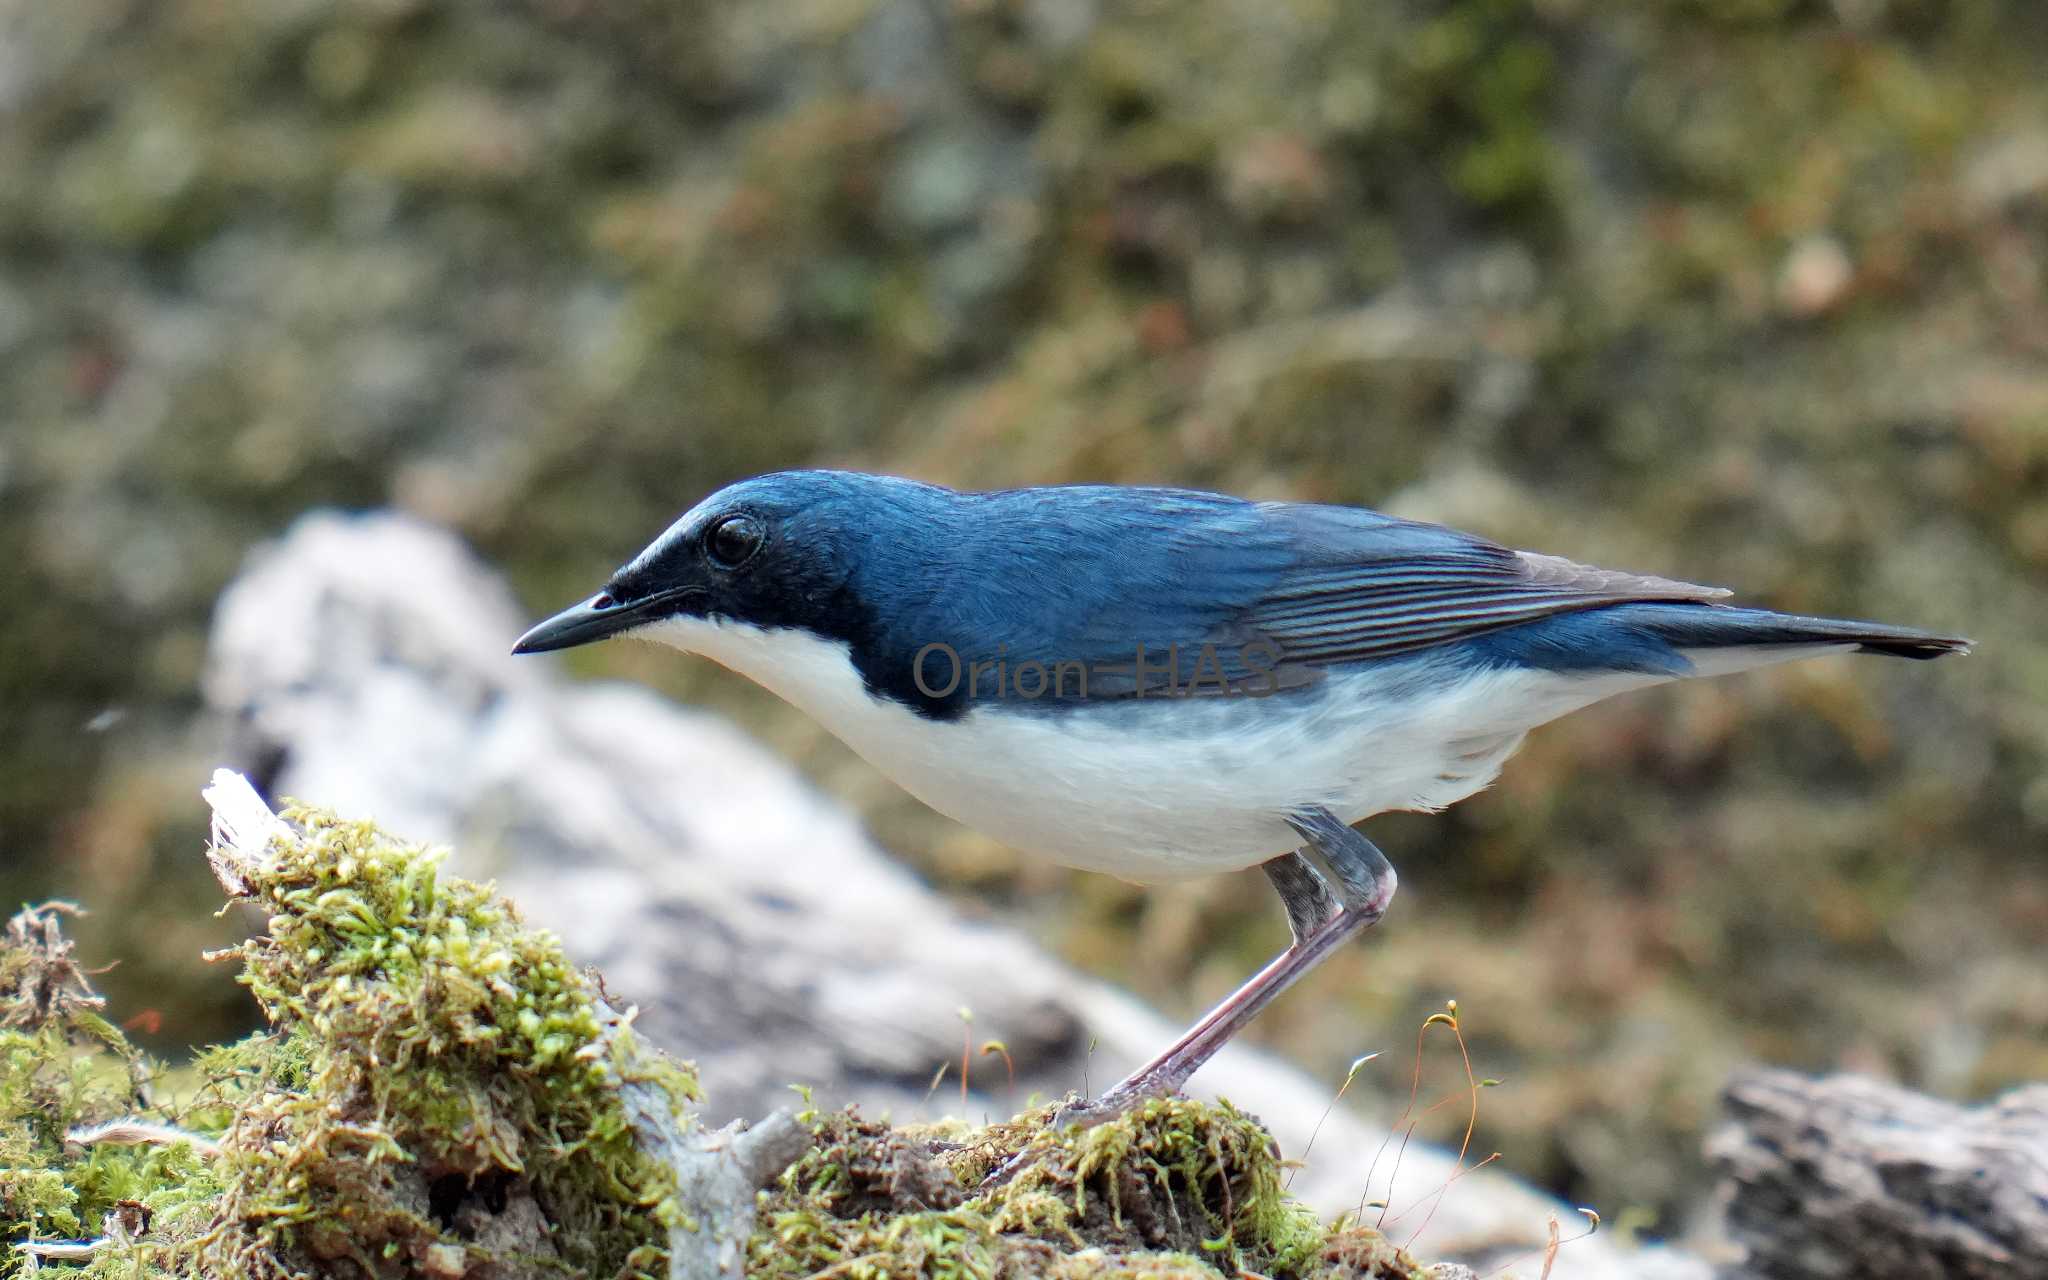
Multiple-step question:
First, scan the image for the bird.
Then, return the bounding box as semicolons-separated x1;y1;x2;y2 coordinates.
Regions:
512;469;1967;1118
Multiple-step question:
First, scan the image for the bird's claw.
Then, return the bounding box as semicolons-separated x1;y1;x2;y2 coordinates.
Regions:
1046;1094;1122;1133
978;1089;1149;1190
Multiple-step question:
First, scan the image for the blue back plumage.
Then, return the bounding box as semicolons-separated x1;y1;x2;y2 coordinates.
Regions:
639;471;1966;718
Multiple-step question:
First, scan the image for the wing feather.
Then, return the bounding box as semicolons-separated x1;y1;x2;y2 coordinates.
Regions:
1235;507;1730;671
901;487;1738;708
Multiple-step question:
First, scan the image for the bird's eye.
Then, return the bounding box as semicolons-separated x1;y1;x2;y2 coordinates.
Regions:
705;514;763;569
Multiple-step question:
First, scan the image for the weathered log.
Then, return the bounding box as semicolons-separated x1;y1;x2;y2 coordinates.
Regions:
1707;1067;2048;1279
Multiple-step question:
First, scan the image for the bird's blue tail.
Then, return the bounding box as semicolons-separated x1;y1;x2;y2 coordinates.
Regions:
1469;602;1970;676
1629;604;1970;660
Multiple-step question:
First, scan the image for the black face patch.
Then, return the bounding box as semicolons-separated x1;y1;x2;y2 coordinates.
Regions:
601;474;926;703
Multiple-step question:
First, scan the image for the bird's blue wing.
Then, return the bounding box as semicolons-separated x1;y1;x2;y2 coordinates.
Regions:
887;489;1728;709
1230;502;1730;669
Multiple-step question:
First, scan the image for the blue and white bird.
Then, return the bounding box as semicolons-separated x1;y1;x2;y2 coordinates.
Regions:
513;470;1966;1114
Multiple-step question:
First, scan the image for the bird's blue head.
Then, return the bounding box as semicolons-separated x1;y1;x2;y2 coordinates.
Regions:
512;470;954;660
515;469;1292;717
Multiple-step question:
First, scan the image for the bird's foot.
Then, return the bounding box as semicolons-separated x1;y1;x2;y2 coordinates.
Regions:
1046;1081;1155;1133
978;1085;1174;1189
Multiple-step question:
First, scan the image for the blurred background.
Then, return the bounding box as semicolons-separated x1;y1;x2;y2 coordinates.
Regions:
3;0;2044;1239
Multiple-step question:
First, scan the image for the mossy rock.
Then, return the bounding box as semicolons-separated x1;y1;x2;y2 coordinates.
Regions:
748;1097;1451;1280
188;802;698;1279
0;904;226;1272
0;802;695;1279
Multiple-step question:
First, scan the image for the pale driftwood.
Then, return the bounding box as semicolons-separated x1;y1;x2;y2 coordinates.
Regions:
1707;1067;2048;1279
602;994;810;1280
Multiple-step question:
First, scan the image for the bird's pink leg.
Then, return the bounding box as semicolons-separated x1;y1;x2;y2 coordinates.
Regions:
980;809;1397;1186
1091;886;1390;1108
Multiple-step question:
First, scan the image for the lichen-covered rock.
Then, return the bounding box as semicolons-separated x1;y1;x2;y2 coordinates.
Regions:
1708;1068;2048;1279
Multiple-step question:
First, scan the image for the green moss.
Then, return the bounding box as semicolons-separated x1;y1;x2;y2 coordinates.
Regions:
748;1097;1433;1280
0;799;704;1279
0;904;224;1277
191;802;699;1279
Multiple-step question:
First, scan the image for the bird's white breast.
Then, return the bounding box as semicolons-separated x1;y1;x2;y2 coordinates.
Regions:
633;615;1688;883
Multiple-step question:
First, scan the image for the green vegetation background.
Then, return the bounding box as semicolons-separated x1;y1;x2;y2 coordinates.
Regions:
3;0;2043;1232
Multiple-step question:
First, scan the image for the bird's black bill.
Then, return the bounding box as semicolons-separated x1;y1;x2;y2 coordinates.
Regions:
512;593;645;655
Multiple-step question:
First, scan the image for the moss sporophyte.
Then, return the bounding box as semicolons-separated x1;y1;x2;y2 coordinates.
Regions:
1;785;1451;1279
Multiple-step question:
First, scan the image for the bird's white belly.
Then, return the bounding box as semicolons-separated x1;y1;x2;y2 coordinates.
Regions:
636;616;1671;883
